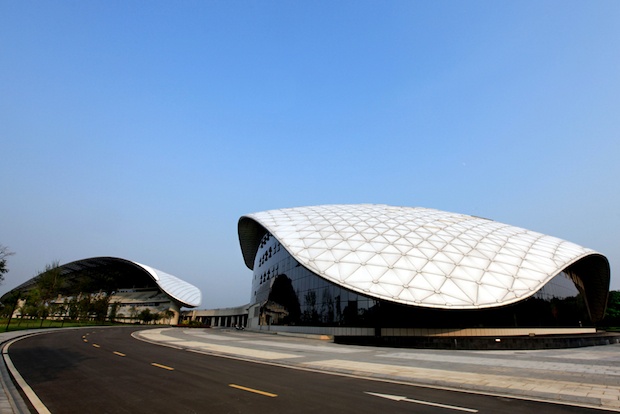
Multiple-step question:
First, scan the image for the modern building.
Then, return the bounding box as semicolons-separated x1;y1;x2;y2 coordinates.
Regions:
238;204;610;341
183;304;249;328
1;257;201;325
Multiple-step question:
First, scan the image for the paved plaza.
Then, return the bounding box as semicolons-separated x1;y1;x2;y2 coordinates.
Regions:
136;327;620;411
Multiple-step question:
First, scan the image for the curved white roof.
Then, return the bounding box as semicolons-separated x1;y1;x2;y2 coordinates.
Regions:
239;204;609;315
5;257;202;308
132;261;202;308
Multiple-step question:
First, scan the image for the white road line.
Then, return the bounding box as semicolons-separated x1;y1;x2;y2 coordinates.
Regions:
365;392;478;412
3;339;51;414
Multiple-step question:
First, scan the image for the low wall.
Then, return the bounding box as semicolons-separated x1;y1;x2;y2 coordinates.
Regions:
335;332;620;350
254;324;374;337
381;327;596;337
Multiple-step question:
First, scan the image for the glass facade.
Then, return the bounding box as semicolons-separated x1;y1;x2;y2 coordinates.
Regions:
251;232;593;329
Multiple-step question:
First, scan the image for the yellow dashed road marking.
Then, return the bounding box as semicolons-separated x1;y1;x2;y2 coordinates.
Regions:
229;384;277;397
151;363;174;371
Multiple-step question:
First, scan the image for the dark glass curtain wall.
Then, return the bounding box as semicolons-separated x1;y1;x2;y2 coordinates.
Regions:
251;233;592;329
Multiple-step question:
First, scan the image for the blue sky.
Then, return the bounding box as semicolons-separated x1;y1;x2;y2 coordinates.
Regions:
1;1;619;308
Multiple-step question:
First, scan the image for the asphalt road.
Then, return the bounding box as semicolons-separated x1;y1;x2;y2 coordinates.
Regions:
6;327;607;413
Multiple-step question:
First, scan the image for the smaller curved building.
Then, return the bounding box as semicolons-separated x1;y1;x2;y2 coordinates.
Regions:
2;257;201;325
238;204;610;341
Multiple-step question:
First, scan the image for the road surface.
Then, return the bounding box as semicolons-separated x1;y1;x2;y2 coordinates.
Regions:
6;327;607;413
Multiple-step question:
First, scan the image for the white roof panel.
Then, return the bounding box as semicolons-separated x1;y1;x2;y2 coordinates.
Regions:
239;204;609;312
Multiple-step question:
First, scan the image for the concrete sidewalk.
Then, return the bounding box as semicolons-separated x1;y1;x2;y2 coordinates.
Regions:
135;327;620;411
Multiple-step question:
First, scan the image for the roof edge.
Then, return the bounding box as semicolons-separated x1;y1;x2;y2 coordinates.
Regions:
238;216;268;270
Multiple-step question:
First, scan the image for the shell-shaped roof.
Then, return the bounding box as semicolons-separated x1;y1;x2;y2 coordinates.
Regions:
4;257;201;308
131;261;202;308
239;204;609;313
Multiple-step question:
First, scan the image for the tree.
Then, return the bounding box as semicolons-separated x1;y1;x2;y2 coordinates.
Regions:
138;309;155;324
21;288;41;319
66;297;79;320
23;261;63;325
129;305;138;322
36;261;62;303
77;295;92;320
91;295;110;322
0;244;14;285
162;309;176;324
108;301;120;323
2;290;21;331
602;291;620;327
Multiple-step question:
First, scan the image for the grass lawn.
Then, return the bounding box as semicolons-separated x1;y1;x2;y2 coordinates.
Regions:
0;318;119;332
